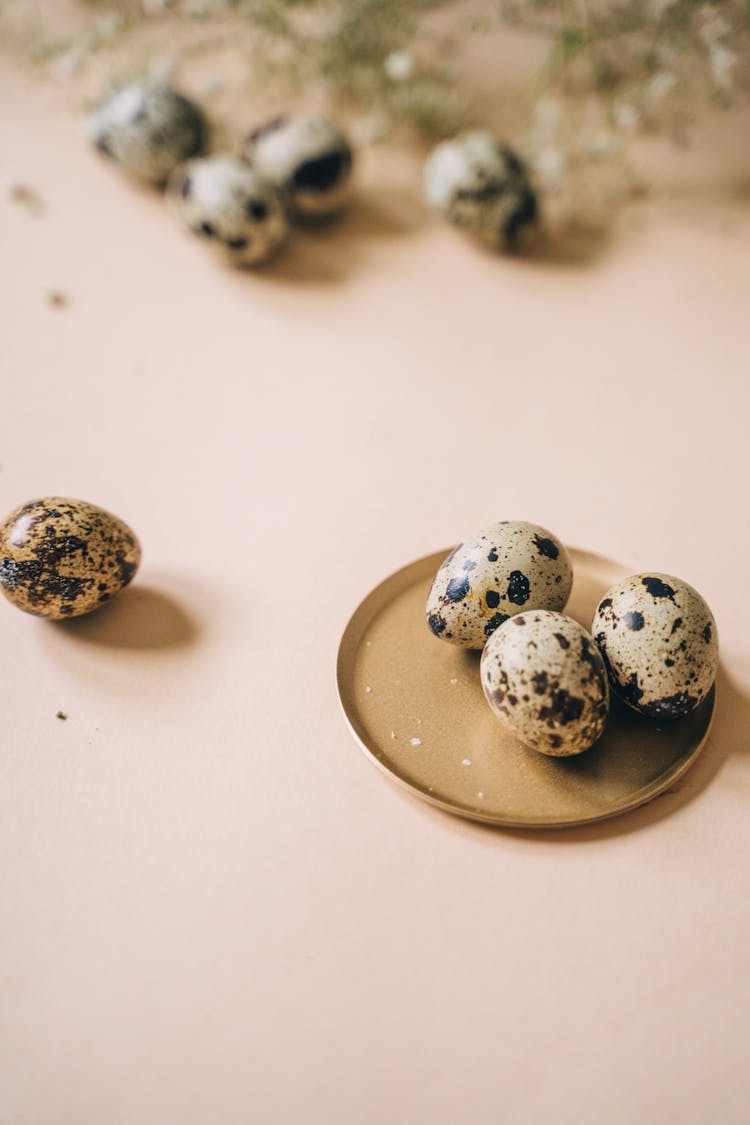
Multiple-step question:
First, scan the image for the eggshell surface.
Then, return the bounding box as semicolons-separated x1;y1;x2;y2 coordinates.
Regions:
243;113;353;217
592;573;718;718
88;81;206;185
481;611;610;756
423;131;538;250
425;520;572;649
0;497;141;619
170;156;289;266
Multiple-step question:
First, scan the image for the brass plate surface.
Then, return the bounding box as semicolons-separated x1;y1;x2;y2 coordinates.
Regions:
336;548;715;829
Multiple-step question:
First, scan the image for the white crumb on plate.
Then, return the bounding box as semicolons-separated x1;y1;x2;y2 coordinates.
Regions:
409;737;422;747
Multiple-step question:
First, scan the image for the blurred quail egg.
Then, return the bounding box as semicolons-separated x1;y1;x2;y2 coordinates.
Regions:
242;112;353;217
423;131;538;251
592;574;718;718
169;156;289;266
426;520;572;649
481;611;609;756
0;497;141;619
88;81;206;185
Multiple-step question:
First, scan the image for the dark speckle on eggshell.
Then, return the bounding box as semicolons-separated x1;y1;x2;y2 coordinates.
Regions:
532;534;559;560
427;612;447;636
507;570;530;605
484;612;509;637
623;611;645;631
642;576;677;601
445;575;470;602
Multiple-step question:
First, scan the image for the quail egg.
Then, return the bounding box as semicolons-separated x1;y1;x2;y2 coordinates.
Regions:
242;113;353;217
425;521;572;649
88;81;206;185
169;156;289;266
0;497;141;619
481;611;610;756
423;131;538;251
592;574;718;718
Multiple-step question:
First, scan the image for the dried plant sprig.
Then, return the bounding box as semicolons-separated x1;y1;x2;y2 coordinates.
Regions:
2;0;748;212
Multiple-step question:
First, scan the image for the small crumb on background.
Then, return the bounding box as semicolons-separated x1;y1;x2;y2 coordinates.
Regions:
56;710;68;721
46;290;69;309
6;180;44;215
409;737;422;747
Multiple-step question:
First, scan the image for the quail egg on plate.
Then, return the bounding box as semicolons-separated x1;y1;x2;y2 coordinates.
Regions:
425;521;572;649
0;497;141;619
242;113;353;217
423;131;538;251
592;574;718;718
169;156;289;266
88;81;206;185
481;611;610;756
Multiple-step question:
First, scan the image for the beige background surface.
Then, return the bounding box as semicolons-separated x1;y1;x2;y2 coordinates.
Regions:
1;50;750;1125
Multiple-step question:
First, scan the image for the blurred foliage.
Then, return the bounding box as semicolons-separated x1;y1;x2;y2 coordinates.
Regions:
2;0;748;209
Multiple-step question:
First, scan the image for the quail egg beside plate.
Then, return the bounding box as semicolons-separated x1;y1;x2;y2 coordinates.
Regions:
88;81;207;185
169;156;289;266
0;497;141;619
423;131;538;251
242;112;353;217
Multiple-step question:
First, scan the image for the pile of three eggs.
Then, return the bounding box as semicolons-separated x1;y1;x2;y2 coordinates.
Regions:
426;521;718;757
88;81;354;266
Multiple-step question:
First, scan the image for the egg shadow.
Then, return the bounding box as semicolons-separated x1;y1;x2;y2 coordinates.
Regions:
257;189;426;286
519;221;614;269
51;584;199;651
511;662;746;843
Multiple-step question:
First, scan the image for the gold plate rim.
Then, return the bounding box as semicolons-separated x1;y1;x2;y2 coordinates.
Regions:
336;547;715;830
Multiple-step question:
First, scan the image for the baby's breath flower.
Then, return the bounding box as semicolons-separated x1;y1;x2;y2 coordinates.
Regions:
384;49;413;82
709;43;737;88
533;145;565;191
533;98;563;136
646;71;677;104
614;102;640;132
142;0;173;15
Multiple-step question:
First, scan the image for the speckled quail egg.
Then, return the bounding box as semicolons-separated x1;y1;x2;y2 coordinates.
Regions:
242;113;353;217
88;81;206;185
481;611;610;756
592;574;718;719
0;497;141;619
423;131;538;251
425;521;572;649
169;156;289;266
